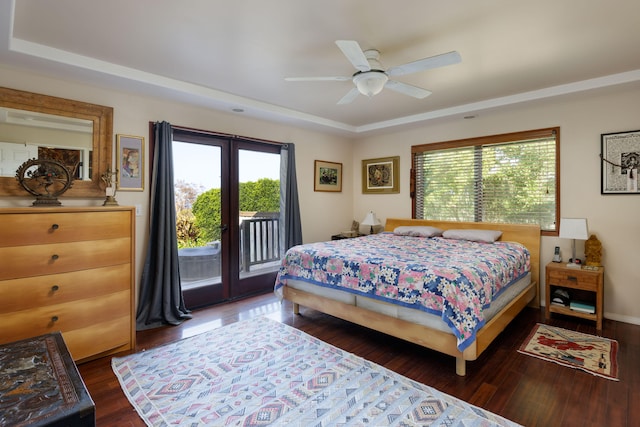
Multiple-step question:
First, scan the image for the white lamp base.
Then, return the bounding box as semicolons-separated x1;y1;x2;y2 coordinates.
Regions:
565;262;581;269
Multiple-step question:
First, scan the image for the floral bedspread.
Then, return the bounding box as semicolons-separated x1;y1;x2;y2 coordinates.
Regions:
275;233;530;351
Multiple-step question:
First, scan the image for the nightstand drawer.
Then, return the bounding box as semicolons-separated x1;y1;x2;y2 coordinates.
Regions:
548;270;598;287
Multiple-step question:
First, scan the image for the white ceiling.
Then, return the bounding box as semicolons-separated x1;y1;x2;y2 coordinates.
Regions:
2;0;640;137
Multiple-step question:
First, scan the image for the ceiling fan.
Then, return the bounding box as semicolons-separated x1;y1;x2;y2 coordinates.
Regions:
285;40;461;104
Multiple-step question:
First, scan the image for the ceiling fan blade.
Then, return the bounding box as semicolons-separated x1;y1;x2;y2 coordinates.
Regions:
387;51;461;76
337;88;360;105
385;80;432;99
335;40;371;72
285;76;352;82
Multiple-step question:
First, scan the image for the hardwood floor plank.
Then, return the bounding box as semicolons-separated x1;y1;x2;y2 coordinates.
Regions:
559;370;596;425
76;292;638;426
468;382;498;407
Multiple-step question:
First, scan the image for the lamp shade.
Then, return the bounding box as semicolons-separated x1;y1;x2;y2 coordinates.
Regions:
361;211;381;227
559;218;589;240
353;71;388;97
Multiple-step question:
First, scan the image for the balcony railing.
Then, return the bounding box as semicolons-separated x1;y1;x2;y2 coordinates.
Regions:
178;213;281;289
240;214;281;271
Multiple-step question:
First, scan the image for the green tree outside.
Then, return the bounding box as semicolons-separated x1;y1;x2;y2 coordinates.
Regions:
191;188;222;244
180;178;280;247
420;140;555;228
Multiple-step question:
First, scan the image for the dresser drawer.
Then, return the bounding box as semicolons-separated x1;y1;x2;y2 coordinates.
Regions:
0;210;131;247
64;316;133;361
0;237;131;280
1;291;131;353
0;264;131;313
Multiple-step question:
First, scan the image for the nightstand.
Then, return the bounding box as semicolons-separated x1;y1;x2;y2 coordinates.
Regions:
331;233;364;240
545;262;604;329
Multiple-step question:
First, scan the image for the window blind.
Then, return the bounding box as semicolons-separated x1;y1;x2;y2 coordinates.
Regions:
413;128;558;232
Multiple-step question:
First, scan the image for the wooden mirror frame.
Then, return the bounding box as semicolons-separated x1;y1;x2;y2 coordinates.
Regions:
0;87;113;198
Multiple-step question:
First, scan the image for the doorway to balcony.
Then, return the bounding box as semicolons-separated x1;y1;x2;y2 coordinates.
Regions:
171;128;282;309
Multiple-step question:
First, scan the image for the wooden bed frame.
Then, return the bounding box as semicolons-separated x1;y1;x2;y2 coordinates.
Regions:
281;218;540;376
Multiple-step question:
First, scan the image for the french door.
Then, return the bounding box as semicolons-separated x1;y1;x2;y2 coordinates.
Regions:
171;128;281;309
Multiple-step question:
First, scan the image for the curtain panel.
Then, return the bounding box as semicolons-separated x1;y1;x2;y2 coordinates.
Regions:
136;121;191;330
280;143;303;252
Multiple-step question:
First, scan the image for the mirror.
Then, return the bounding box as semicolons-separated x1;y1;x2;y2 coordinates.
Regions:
0;87;113;198
1;107;94;181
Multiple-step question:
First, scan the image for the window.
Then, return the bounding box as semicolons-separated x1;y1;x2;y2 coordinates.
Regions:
412;127;559;234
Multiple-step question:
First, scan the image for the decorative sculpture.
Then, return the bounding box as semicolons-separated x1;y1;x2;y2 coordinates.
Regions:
101;167;119;206
15;158;73;206
585;234;602;267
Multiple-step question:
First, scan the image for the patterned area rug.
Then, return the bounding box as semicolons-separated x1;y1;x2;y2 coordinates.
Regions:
518;323;619;381
113;317;520;426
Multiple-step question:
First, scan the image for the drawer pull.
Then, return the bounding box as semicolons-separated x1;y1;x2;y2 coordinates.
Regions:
51;285;60;292
51;254;59;261
51;223;59;230
567;276;577;281
51;316;59;323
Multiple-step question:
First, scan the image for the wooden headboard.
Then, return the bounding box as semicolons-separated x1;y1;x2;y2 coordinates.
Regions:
384;218;541;307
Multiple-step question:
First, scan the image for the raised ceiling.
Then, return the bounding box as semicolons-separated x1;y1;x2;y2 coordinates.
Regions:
1;0;640;136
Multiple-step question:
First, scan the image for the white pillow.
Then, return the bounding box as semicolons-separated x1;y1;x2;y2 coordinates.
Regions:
393;226;443;238
442;229;502;243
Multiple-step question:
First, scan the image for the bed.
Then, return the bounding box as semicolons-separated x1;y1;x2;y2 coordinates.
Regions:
275;218;540;376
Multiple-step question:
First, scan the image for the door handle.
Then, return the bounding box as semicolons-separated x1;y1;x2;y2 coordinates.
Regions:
220;224;228;232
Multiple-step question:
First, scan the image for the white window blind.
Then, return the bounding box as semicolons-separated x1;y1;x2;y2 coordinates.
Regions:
413;128;558;232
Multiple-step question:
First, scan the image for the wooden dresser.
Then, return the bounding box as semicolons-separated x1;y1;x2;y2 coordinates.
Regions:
0;206;135;362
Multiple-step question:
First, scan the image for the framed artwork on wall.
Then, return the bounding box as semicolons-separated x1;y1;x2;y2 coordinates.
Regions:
314;160;342;192
117;134;144;191
362;156;399;194
601;130;640;194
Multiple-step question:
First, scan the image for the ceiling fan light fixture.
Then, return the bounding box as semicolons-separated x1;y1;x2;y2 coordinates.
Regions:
353;71;388;97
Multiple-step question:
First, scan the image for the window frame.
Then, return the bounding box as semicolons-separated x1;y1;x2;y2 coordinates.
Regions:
410;127;560;236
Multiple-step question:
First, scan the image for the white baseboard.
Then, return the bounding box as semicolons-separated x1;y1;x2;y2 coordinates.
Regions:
604;312;640;326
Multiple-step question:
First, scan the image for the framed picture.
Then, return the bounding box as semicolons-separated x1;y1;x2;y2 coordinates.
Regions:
362;156;399;194
117;134;144;191
601;130;640;194
314;160;342;192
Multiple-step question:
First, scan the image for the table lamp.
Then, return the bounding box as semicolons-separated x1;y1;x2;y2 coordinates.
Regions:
361;211;381;234
559;217;588;269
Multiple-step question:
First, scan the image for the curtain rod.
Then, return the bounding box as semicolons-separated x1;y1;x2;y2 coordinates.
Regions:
165;123;285;147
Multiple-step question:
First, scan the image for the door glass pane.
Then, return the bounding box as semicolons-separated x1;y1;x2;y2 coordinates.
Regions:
238;149;281;278
173;141;222;290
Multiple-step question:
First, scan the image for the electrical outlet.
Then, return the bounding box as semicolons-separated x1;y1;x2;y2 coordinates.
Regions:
135;204;142;216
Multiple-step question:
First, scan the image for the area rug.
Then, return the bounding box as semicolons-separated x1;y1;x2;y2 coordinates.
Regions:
113;317;521;426
518;323;619;381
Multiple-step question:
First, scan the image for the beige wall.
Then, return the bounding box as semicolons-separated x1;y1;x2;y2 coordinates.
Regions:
352;82;640;325
2;65;639;325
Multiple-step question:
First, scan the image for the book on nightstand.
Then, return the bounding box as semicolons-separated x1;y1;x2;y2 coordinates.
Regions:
569;300;595;314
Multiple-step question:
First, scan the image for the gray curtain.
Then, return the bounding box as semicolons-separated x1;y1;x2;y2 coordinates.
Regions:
136;121;191;330
280;143;303;252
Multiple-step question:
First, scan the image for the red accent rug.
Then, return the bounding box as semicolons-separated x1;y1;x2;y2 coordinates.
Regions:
518;323;619;381
113;317;521;426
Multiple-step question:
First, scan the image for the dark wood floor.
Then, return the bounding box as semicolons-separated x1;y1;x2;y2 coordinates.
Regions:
78;292;640;427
